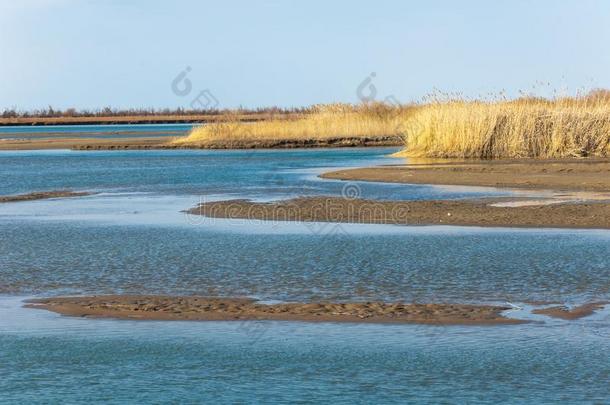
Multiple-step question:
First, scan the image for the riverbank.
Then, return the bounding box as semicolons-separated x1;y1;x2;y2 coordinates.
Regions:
0;135;401;150
26;296;522;325
322;158;610;192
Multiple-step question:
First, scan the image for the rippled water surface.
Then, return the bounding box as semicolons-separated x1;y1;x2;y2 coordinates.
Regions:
0;148;522;198
0;147;608;403
0;123;195;139
1;219;609;304
1;297;609;404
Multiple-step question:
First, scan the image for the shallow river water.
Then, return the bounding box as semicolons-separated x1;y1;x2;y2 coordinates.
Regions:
0;147;608;403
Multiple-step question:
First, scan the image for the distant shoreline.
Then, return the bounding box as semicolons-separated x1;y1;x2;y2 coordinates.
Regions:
0;113;288;127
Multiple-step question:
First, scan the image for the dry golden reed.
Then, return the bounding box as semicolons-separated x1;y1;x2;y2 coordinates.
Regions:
172;103;411;146
174;90;610;159
400;92;610;159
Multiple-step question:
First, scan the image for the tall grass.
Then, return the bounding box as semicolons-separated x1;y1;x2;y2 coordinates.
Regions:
401;92;610;158
174;90;610;158
172;103;412;146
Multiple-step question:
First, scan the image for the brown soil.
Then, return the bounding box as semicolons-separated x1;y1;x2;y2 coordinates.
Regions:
321;159;610;192
532;302;608;320
187;196;610;229
0;190;92;203
25;296;522;325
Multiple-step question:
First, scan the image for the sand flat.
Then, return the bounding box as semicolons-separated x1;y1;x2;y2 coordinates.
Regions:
321;159;610;192
532;302;608;320
187;196;610;229
0;137;172;150
0;190;92;203
25;296;522;325
0;135;401;150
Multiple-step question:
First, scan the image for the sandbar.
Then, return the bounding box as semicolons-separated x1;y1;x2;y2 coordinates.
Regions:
187;196;610;229
25;296;522;325
0;190;92;203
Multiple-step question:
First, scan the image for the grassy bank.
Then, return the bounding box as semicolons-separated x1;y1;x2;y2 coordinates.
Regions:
172;103;412;147
172;93;610;158
400;94;610;159
24;91;604;156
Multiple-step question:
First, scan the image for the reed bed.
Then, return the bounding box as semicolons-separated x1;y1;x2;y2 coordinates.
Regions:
174;92;610;159
401;94;610;159
172;103;412;146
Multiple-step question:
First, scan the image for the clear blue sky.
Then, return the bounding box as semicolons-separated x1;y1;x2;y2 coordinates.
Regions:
1;0;610;110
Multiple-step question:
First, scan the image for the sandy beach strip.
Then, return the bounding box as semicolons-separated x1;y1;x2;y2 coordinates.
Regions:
0;190;92;203
321;159;610;192
25;296;523;325
187;196;610;229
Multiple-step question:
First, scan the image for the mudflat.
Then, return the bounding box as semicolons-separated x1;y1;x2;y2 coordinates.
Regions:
0;137;171;150
170;135;402;150
187;196;610;229
0;135;401;150
0;190;92;203
533;302;608;320
26;296;522;325
321;159;610;192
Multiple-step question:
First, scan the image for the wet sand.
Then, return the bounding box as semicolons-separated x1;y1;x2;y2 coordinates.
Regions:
25;296;522;325
187;196;610;229
0;190;92;203
533;302;608;320
0;137;171;150
0;135;401;150
321;159;610;192
172;135;402;150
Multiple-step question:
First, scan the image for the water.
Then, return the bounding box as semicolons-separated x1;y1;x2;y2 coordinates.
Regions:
0;123;195;140
1;297;609;404
0;148;532;198
1;219;608;304
0;146;608;403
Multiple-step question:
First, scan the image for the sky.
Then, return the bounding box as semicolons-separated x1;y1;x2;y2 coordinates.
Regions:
1;0;610;111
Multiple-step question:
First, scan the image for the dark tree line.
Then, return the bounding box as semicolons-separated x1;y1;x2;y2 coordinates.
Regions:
1;105;310;119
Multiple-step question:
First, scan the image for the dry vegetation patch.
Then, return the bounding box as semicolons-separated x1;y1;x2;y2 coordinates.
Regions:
172;103;412;147
400;92;610;158
173;92;610;157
